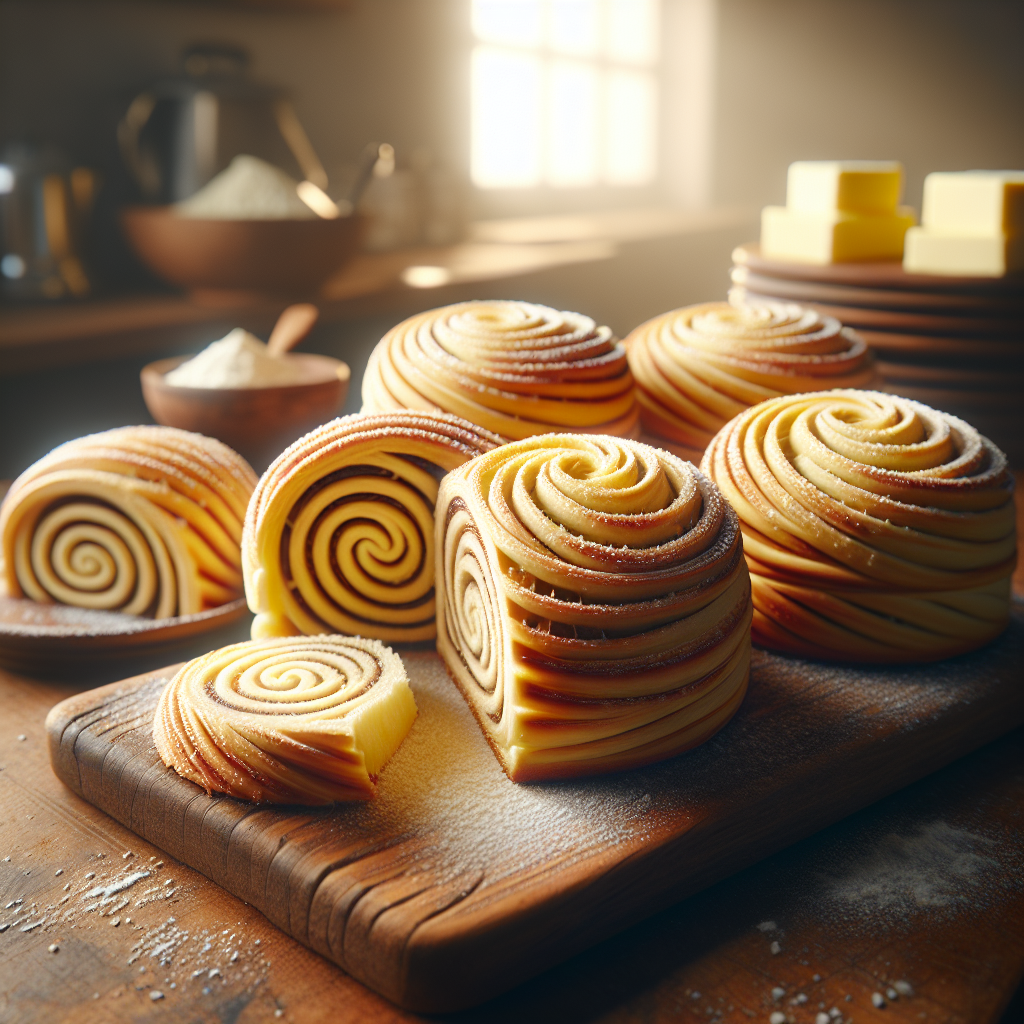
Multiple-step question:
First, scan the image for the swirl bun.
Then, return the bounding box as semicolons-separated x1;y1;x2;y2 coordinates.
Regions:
626;299;875;461
436;434;751;781
0;426;256;617
154;634;417;804
701;390;1016;662
243;412;501;643
361;300;640;440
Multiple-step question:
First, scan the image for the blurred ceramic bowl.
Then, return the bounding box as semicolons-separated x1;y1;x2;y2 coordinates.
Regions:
121;207;366;300
141;354;350;470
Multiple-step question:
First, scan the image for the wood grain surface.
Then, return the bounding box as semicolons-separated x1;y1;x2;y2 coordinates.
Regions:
42;608;1024;1013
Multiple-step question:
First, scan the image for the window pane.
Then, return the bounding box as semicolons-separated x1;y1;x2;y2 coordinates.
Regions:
606;0;659;65
471;46;543;188
604;70;656;184
547;0;600;57
472;0;542;47
547;60;599;186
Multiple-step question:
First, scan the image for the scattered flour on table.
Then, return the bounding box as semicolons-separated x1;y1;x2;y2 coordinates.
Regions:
0;853;271;1000
816;820;1012;921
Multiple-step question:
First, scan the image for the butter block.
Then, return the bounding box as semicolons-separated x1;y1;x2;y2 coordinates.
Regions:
787;161;903;215
762;205;916;264
921;171;1024;235
903;226;1024;277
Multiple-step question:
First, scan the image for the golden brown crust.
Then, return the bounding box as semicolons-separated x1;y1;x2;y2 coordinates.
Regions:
361;300;640;440
242;411;501;643
153;634;417;804
701;390;1016;662
0;425;256;617
435;434;752;781
626;299;876;456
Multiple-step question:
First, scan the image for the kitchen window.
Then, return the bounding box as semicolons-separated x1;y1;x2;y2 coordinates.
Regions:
471;0;660;190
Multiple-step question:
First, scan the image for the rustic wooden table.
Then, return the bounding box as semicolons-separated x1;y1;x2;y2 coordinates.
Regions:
1;658;1021;1024
1;492;1021;1024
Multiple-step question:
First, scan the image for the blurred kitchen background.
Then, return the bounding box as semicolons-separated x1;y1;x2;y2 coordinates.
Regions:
1;0;1022;477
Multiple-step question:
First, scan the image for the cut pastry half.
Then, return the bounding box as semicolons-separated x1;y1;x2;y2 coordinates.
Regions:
436;433;752;781
154;634;417;804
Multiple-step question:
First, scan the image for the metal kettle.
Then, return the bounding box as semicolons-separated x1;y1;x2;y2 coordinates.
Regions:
0;144;97;301
118;44;328;204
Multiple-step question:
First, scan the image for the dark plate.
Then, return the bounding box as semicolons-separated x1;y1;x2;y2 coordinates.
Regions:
0;597;251;677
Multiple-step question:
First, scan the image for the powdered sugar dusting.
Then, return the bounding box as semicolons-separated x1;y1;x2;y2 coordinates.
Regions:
306;652;655;877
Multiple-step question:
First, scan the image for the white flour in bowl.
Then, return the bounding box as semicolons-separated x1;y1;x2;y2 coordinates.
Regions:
164;329;312;389
175;155;315;220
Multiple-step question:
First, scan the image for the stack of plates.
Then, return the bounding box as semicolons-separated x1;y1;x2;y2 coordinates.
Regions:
729;244;1024;465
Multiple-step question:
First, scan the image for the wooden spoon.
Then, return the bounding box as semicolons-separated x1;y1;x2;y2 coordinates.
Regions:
267;303;320;357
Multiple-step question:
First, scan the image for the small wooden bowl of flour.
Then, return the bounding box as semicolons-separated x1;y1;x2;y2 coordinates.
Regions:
141;328;350;470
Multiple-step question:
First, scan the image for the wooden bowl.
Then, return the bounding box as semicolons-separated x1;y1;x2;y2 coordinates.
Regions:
121;206;367;300
141;354;350;470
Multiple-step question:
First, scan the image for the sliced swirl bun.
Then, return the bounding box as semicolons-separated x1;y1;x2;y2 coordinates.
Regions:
701;390;1016;663
626;299;875;461
436;434;752;782
243;412;501;644
0;426;256;617
361;300;640;440
154;635;417;804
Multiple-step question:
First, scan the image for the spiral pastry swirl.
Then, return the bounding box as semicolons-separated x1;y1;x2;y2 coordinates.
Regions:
626;299;875;461
0;426;256;618
243;412;501;644
153;634;417;804
436;434;752;781
361;300;640;440
701;390;1016;663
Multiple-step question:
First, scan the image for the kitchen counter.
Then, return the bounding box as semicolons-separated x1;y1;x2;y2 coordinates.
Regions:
0;207;754;376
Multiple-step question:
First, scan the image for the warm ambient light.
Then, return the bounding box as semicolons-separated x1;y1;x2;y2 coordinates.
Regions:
471;0;659;190
401;265;453;288
296;180;342;219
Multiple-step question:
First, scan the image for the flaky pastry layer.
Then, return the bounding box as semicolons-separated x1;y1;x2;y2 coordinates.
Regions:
626;299;875;461
361;300;640;440
243;411;501;643
436;434;751;782
701;389;1016;662
0;425;256;617
154;634;417;804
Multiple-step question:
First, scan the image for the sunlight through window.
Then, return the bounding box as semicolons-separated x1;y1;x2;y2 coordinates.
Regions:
471;0;659;189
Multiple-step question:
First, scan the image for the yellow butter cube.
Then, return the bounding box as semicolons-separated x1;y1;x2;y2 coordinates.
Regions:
787;161;904;216
904;226;1024;276
762;205;916;264
921;171;1024;235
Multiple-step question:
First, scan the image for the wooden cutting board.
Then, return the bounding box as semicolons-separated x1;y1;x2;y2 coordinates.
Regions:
46;612;1024;1013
